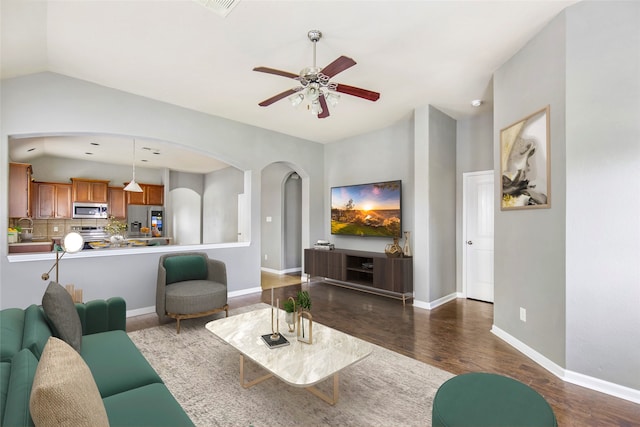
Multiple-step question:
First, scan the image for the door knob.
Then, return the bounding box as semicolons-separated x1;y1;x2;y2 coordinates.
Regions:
467;240;473;245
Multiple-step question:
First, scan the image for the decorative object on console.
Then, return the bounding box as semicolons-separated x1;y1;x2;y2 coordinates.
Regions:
385;237;403;258
41;232;84;283
253;30;380;119
313;239;335;250
403;231;412;257
284;296;296;333
331;180;401;238
296;290;312;344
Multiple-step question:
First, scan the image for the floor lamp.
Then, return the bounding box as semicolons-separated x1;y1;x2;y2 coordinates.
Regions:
41;232;84;283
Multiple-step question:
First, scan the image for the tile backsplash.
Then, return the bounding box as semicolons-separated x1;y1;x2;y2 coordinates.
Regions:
9;218;109;240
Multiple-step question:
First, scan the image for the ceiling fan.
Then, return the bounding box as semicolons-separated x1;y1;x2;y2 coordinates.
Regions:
253;30;380;119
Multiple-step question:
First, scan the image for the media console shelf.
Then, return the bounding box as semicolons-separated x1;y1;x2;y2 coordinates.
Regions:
304;248;413;305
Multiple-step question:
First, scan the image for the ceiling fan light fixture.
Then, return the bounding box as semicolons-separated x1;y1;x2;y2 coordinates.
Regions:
310;100;323;116
325;92;340;107
289;93;304;107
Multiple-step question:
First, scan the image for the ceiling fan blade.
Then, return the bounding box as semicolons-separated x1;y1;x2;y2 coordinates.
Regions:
321;56;357;78
334;83;380;102
253;67;299;80
318;95;330;119
258;89;299;107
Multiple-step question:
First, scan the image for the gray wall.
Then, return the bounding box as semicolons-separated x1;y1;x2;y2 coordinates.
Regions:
456;110;494;292
564;1;640;390
494;0;640;391
1;72;324;310
494;8;567;368
427;106;457;301
283;174;302;270
203;167;244;244
324;118;415;253
261;162;295;271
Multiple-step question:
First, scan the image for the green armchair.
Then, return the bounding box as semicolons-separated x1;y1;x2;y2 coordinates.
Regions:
156;252;228;333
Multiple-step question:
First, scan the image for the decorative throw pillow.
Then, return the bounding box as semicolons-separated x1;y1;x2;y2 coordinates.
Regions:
29;337;109;427
42;281;82;352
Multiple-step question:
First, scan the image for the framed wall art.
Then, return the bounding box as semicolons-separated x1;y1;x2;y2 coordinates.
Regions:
500;106;551;210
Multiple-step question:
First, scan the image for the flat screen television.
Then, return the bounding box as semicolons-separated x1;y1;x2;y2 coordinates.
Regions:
331;180;401;237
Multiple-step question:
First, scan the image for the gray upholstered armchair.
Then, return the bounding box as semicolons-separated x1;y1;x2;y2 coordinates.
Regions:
156;252;228;333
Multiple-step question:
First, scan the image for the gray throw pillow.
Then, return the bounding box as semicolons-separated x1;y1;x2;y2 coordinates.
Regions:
42;281;82;352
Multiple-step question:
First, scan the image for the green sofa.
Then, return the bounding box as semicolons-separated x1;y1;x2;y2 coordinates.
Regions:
0;297;194;427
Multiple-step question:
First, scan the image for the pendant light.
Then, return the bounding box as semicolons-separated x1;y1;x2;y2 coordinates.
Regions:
124;139;143;192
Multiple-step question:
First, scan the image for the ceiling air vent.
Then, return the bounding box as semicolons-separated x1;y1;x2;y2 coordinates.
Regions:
193;0;241;18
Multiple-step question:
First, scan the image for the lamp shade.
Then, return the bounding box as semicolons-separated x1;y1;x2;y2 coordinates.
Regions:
62;232;84;253
124;180;143;192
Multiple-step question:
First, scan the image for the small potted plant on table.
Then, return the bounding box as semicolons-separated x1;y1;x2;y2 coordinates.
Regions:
284;297;296;333
296;290;312;344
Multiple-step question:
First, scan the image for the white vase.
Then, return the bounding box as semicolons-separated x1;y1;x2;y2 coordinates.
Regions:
403;231;412;257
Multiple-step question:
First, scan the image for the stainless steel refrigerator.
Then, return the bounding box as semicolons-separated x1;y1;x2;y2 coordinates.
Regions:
127;205;165;237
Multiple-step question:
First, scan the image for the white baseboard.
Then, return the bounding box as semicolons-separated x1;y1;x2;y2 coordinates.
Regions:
491;325;640;404
261;267;302;275
228;286;262;298
413;292;458;310
126;306;155;318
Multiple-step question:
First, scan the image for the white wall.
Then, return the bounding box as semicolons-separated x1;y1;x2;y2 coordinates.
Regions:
203;167;244;244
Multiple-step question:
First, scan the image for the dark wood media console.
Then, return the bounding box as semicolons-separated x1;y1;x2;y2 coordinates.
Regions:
304;248;413;304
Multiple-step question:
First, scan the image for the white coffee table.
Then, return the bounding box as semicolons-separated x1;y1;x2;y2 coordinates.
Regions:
205;307;372;405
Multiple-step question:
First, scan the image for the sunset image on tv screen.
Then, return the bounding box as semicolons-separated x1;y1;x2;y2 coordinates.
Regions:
331;180;401;237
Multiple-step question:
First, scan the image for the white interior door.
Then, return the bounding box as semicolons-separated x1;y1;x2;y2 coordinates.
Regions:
463;171;495;302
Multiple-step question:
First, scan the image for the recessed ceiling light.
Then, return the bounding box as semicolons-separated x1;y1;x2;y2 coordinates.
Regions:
153;152;160;155
141;159;149;162
85;152;93;155
27;148;36;152
471;99;483;107
90;142;100;146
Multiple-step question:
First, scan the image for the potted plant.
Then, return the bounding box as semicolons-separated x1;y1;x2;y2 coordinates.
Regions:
296;290;312;343
296;290;312;312
284;297;296;333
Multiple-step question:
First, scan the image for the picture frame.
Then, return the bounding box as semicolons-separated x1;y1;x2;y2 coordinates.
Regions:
500;106;551;210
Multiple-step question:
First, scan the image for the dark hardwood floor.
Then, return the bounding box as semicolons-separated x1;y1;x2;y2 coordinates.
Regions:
129;280;640;426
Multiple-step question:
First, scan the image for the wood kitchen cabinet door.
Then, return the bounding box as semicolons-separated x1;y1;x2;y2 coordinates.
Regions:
108;187;126;219
72;179;109;203
33;182;72;219
145;184;164;206
9;162;32;218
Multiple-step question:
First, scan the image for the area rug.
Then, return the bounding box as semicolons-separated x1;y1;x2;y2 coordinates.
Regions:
128;304;454;427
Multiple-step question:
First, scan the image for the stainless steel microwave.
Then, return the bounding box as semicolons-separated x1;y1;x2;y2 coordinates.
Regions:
72;202;108;219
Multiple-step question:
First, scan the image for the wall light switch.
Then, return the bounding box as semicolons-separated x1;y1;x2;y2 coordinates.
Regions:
520;307;527;322
53;226;59;232
264;254;268;261
266;216;272;223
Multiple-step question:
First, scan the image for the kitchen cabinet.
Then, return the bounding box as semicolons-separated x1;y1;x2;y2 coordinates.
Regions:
32;182;72;219
9;162;32;218
72;178;109;203
126;183;164;206
108;187;127;219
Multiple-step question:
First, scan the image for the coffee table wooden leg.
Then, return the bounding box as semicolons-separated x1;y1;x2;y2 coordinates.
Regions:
306;373;339;405
239;354;273;388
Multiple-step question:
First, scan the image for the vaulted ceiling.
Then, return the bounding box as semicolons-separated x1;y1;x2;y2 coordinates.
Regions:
2;0;576;170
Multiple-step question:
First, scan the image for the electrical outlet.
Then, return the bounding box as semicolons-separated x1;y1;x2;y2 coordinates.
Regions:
53;226;59;232
264;254;268;261
520;307;527;322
